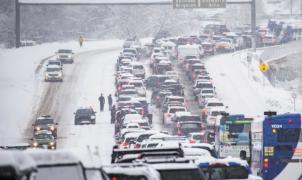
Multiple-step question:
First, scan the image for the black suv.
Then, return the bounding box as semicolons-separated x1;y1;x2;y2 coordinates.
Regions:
74;107;96;125
32;115;58;138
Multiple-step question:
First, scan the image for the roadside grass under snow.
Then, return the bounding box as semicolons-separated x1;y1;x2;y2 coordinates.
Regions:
205;50;302;117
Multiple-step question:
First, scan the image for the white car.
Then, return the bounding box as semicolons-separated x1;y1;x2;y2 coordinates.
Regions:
163;106;187;125
131;62;145;78
45;65;63;82
56;49;74;63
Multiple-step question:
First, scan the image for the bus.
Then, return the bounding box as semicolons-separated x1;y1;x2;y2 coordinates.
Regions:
214;114;253;161
251;112;302;180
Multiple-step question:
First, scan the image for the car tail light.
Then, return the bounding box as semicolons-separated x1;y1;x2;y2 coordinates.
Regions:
288;118;292;123
156;96;160;100
165;113;171;117
189;139;196;144
118;86;122;91
177;130;182;136
140;109;144;115
121;142;128;147
264;158;269;169
135;144;140;149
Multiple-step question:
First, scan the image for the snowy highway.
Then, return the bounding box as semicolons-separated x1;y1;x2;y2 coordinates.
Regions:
34;48;122;164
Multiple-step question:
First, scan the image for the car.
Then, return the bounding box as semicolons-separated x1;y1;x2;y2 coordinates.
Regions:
119;131;142;149
27;150;91;180
0;151;37;180
131;62;145;78
56;49;74;63
47;59;62;69
193;80;214;96
163;106;187;125
103;163;161;180
123;114;150;130
74;107;96;125
128;80;146;97
197;157;262;180
133;130;159;148
182;143;217;157
32;115;58;138
151;162;206;180
31;130;56;149
45;64;63;82
174;121;203;137
162;96;187;109
188;132;206;144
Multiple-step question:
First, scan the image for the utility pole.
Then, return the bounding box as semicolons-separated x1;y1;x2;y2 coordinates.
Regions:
251;0;256;52
290;0;293;16
15;0;20;48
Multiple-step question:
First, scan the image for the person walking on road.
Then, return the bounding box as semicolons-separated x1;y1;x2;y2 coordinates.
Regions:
108;94;113;110
79;36;84;47
111;105;116;124
147;103;154;124
98;94;105;111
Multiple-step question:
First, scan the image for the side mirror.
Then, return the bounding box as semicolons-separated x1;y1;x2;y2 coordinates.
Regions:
30;138;33;141
32;124;34;126
55;123;59;125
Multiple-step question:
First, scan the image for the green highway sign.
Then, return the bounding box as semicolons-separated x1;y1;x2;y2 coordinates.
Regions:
173;0;226;8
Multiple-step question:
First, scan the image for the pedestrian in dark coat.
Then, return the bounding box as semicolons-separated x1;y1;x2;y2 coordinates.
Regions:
108;94;113;110
98;94;105;111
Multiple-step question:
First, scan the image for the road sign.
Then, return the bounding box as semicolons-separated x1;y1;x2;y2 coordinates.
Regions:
259;63;269;73
173;0;226;8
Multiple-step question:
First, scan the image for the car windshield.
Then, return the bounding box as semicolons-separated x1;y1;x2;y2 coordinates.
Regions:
34;133;53;139
207;102;223;107
47;67;61;72
48;61;60;65
196;83;213;89
201;166;249;180
169;108;185;113
109;175;147;180
58;49;72;53
36;119;54;125
133;65;143;69
202;90;214;94
159;169;203;180
181;123;201;129
193;135;202;140
77;109;92;114
36;165;85;180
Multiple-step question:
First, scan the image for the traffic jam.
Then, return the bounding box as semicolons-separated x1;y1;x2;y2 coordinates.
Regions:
1;20;302;180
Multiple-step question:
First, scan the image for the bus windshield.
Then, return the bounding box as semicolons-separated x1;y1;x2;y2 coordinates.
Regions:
220;123;251;144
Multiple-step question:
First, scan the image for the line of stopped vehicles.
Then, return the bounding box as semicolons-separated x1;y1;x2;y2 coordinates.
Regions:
1;21;302;180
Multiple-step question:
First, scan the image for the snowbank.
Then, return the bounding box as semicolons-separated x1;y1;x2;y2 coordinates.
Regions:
206;50;302;117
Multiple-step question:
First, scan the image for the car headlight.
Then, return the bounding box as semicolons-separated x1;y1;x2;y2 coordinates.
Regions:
57;73;62;77
91;115;96;119
49;141;55;146
35;126;41;131
49;126;55;131
33;142;38;147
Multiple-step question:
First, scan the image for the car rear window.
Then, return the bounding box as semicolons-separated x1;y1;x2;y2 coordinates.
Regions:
193;135;202;140
181;123;201;129
109;175;147;180
200;166;249;179
207;103;223;107
133;65;144;69
159;169;204;180
169;108;185;113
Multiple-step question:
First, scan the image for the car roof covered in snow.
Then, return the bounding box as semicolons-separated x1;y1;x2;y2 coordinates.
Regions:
151;162;199;170
103;163;160;179
26;150;81;166
182;143;214;150
196;156;249;168
0;151;36;172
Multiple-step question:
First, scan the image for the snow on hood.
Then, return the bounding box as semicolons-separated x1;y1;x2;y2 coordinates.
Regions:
26;149;81;166
0;150;36;171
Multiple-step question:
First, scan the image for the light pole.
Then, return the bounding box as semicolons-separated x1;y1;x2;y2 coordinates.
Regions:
291;92;297;112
